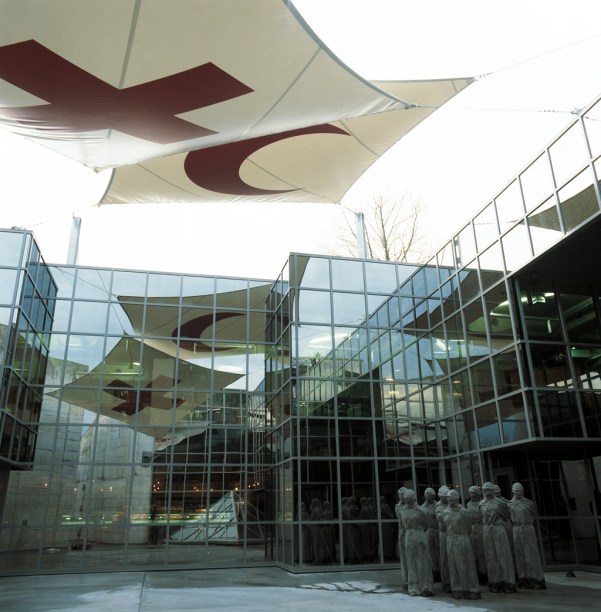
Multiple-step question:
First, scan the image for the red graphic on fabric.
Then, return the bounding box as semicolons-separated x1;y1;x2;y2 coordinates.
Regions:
0;40;253;144
106;376;183;416
184;124;349;195
174;312;242;352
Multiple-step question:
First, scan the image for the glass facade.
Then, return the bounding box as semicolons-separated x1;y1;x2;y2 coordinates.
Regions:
2;93;601;574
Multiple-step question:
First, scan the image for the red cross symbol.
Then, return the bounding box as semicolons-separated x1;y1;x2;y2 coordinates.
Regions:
105;375;183;416
0;40;253;144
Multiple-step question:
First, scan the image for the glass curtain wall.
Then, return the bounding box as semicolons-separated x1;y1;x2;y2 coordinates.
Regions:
0;261;274;573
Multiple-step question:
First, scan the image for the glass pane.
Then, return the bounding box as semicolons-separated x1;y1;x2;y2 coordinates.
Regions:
528;197;563;255
73;269;113;300
475;404;501;448
69;301;109;334
0;231;25;266
0;269;18;303
297;257;330;289
112;271;147;300
456;224;477;267
520;154;554;212
558;167;599;232
147;273;182;297
331;259;364;292
473;204;498;251
298;290;331;324
549;122;589;187
478;242;504;291
332;292;366;326
496;180;524;233
365;261;397;293
560;288;601;343
502;222;532;272
521;287;562;341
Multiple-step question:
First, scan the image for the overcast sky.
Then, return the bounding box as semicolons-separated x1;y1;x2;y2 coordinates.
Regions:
1;0;601;278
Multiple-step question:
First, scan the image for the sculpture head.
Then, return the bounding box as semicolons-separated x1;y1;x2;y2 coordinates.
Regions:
323;500;331;510
468;485;482;502
404;489;417;507
424;487;436;502
438;485;449;504
397;486;407;502
448;489;461;509
493;484;502;497
512;482;525;499
482;481;495;499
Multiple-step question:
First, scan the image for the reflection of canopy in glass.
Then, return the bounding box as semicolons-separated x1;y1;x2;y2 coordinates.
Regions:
169;490;264;544
118;284;272;361
50;337;240;439
0;1;472;203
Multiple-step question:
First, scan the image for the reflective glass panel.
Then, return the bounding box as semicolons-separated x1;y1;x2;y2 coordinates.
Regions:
0;231;25;267
331;259;364;292
549;122;589;187
496;181;524;233
528;197;563;255
520;153;554;212
365;261;397;293
558;168;599;232
474;204;499;251
502;222;532;272
297;290;331;324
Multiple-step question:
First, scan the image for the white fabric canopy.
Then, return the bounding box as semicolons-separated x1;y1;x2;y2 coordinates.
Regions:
0;0;472;203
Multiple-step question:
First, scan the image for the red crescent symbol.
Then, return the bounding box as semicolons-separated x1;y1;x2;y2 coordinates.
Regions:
173;312;243;352
184;124;349;195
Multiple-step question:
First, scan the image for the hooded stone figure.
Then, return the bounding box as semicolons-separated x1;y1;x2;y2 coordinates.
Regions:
436;485;451;593
480;481;516;593
401;489;434;597
421;487;441;580
444;489;481;600
395;487;409;593
508;483;546;589
297;501;313;564
347;496;362;563
321;500;336;564
466;485;487;584
309;498;325;564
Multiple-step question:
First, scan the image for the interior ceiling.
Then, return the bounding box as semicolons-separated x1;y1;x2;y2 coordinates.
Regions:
0;0;472;204
517;214;601;287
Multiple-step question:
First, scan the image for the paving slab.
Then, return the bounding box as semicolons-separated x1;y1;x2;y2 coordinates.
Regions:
0;567;598;611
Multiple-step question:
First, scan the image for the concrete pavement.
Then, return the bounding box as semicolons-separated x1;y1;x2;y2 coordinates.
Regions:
0;566;599;611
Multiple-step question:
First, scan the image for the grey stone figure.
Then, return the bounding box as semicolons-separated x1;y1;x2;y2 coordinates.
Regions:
436;485;451;593
347;495;362;563
494;483;515;562
297;501;313;563
380;495;397;560
309;498;325;564
480;481;516;593
421;487;441;580
401;489;434;596
395;487;408;593
466;485;487;584
444;490;481;600
341;497;350;561
359;496;375;561
509;483;546;589
321;500;336;564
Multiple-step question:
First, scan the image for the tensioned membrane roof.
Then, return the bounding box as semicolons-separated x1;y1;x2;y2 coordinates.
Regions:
0;0;472;204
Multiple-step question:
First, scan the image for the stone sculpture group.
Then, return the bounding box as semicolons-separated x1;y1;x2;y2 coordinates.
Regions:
297;481;546;599
395;482;546;598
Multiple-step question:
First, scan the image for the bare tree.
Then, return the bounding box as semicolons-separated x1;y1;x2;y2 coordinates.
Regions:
330;194;427;262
